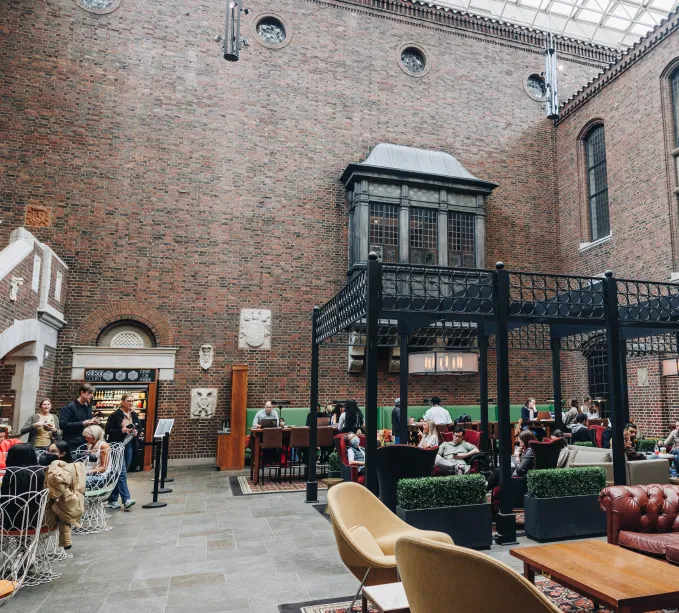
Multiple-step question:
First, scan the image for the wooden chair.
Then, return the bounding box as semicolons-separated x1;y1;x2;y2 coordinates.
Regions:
317;426;335;476
260;428;283;483
287;427;309;481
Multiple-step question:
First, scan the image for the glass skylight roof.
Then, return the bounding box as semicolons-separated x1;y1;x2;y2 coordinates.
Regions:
411;0;679;48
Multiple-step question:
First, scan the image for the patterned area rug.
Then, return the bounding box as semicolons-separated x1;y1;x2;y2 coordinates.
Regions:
278;576;679;613
229;475;328;496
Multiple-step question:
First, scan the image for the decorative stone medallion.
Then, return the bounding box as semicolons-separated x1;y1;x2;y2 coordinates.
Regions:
190;388;217;419
239;309;272;350
9;277;24;302
199;343;214;370
25;205;51;228
73;0;122;15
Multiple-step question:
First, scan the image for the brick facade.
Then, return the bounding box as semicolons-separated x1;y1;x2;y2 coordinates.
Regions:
7;0;672;460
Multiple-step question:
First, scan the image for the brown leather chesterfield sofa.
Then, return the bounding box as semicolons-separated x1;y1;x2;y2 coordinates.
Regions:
599;485;679;564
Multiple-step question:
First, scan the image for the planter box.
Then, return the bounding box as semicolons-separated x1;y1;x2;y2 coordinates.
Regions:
328;470;341;479
524;494;606;542
396;503;492;550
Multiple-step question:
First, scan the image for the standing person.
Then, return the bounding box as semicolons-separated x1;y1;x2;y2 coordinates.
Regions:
423;397;452;425
20;398;61;450
60;384;99;452
391;398;401;444
251;401;279;428
338;400;364;434
105;393;138;511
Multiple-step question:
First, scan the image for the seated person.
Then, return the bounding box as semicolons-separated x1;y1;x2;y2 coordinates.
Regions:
83;425;111;488
418;420;439;449
570;413;590;443
345;433;365;476
602;425;612;449
622;423;645;461
252;401;278;428
520;398;537;427
40;440;73;466
587;399;600;419
551;429;570;468
1;443;45;529
305;403;325;426
434;426;479;475
664;418;679;473
563;399;580;429
512;430;536;477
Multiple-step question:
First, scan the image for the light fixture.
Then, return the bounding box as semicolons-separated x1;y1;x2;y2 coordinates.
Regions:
663;358;679;377
409;351;478;375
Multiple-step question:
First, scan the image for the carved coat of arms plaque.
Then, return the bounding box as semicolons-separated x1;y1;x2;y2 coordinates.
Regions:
239;309;272;350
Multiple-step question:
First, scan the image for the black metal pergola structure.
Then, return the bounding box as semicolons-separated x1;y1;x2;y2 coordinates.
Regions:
305;254;679;544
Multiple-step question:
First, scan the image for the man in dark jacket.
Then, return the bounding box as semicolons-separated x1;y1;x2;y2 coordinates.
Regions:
391;398;401;444
60;384;99;452
570;413;591;443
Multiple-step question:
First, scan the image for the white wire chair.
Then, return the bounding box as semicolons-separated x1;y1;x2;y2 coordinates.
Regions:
0;487;50;601
73;443;124;535
1;466;57;586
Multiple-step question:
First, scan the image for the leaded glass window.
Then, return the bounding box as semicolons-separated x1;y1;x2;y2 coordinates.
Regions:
401;48;425;74
585;125;610;241
448;212;475;268
587;350;609;418
672;70;679;148
369;203;399;263
256;17;286;44
410;207;437;265
526;74;546;100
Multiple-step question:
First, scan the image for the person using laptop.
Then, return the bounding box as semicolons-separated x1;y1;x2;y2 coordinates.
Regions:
252;401;278;428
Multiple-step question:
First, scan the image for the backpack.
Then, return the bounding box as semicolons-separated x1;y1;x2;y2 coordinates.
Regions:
455;414;472;424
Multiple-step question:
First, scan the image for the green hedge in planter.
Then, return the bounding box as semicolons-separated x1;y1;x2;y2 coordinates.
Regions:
637;438;660;453
527;467;606;499
328;451;340;473
397;474;486;510
573;441;593;447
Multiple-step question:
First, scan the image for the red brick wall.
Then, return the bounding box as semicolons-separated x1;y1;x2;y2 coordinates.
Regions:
35;346;57;413
1;0;608;458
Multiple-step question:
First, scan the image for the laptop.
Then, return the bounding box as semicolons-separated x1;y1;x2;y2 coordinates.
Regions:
317;416;330;427
260;418;278;428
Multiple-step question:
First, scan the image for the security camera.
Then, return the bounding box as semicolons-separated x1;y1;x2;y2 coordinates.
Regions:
215;34;223;42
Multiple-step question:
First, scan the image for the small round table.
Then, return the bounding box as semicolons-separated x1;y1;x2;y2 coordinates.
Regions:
324;478;344;514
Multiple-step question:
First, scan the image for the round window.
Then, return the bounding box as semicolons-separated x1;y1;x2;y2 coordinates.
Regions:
72;0;121;14
257;17;286;45
525;73;547;100
401;47;426;74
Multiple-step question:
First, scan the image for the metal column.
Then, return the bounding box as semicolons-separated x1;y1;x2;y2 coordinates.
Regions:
494;262;517;545
306;307;320;503
478;332;489;453
621;352;630;425
364;253;380;494
550;326;564;430
399;325;409;445
603;271;627;486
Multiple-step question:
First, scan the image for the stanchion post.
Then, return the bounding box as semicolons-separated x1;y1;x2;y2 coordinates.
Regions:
142;439;167;509
158;432;172;494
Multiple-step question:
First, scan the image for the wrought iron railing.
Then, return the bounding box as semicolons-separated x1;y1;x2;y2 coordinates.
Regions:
316;268;367;343
380;264;494;316
616;279;679;323
507;271;605;320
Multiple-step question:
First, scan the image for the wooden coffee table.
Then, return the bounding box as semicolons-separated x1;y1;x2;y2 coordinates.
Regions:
511;540;679;613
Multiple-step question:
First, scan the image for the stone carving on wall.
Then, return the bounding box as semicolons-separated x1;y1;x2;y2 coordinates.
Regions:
25;205;51;228
9;277;24;302
199;344;214;370
239;309;272;350
190;388;217;419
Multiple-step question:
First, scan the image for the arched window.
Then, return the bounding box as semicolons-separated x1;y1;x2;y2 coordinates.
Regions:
672;69;679;147
97;321;156;348
584;125;610;241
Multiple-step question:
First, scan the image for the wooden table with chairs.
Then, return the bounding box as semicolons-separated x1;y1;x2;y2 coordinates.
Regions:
249;425;337;485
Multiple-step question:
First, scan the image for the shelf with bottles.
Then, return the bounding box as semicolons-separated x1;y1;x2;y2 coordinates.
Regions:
94;399;147;410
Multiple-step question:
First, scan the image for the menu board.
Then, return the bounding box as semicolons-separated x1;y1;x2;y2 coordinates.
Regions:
85;369;156;383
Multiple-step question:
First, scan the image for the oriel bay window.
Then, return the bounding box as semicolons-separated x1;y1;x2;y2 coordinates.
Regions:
369;203;399;263
409;207;438;265
448;211;476;268
342;143;497;272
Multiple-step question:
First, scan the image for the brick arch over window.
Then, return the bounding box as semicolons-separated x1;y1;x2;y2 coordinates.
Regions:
75;302;175;347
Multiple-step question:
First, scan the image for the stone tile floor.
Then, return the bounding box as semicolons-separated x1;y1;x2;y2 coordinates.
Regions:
6;466;603;613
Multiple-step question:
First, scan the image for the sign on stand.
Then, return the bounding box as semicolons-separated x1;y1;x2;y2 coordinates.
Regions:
154;419;175;438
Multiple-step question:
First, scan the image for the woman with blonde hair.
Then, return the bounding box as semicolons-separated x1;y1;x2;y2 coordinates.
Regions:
104;393;139;510
83;424;110;489
418;420;439;449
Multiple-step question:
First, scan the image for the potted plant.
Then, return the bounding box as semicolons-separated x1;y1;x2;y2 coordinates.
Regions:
328;450;341;479
396;474;491;550
524;466;607;542
573;441;593;447
637;438;660;453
